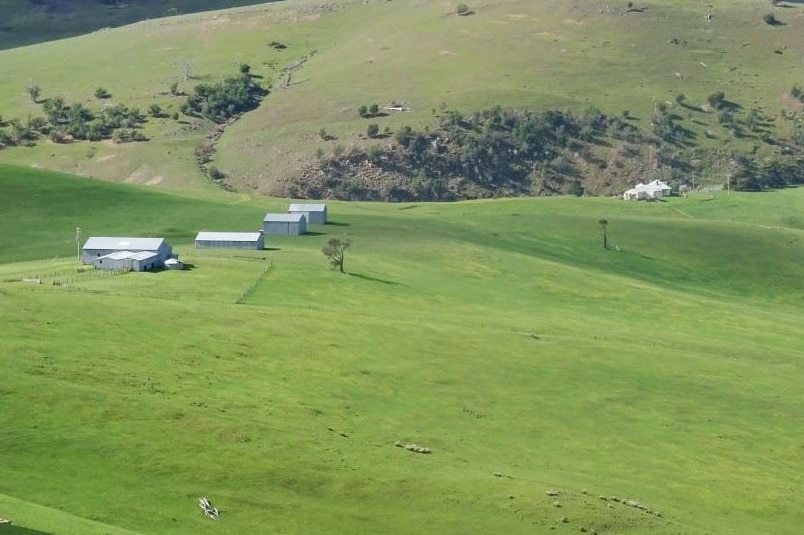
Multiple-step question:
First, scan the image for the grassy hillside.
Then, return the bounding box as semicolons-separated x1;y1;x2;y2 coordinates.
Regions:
1;164;803;534
1;0;804;195
0;0;277;50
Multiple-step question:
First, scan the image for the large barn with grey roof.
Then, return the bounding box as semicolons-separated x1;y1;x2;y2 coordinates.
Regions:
82;237;174;271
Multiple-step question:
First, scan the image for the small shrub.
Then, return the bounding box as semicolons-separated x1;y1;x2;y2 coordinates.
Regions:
368;103;379;116
171;111;179;121
707;91;726;110
208;166;225;180
367;123;380;138
94;87;111;99
763;13;780;26
358;105;368;118
456;3;471;16
149;104;162;117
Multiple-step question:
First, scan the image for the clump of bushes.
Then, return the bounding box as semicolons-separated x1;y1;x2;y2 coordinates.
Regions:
181;71;267;123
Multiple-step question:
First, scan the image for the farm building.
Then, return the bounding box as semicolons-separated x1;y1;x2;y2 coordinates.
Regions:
195;231;265;250
263;213;307;235
91;251;162;272
82;237;173;264
288;203;327;225
623;180;672;201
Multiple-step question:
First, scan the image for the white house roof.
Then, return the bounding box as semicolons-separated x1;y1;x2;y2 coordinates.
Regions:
83;237;165;251
631;180;671;192
195;231;262;242
97;251;159;261
288;203;326;212
264;213;305;222
646;179;671;189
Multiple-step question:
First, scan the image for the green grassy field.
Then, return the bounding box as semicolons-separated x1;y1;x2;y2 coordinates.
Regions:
1;164;803;534
1;0;804;191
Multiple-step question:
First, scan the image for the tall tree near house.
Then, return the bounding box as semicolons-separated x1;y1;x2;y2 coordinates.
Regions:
322;238;351;273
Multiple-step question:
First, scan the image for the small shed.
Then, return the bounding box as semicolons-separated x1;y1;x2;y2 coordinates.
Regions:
288;203;327;225
92;251;161;272
195;231;265;250
82;237;172;264
263;213;307;235
164;258;184;270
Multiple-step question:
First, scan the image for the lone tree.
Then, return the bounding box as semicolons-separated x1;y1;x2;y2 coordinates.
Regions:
456;3;471;16
598;219;609;249
322;238;351;273
27;83;41;103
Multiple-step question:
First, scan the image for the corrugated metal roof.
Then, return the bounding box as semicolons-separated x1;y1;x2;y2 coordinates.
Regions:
288;203;326;212
96;251;159;261
83;237;165;251
263;213;305;222
196;231;262;242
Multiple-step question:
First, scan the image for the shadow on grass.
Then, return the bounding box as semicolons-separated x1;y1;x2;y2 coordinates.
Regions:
0;525;55;535
304;231;326;236
348;272;403;286
326;221;349;227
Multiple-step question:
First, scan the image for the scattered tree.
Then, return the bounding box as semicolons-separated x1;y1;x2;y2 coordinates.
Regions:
367;123;380;138
707;91;726;110
94;87;111;99
456;3;471;16
27;83;41;103
358;105;368;118
322;238;351;273
239;63;251;75
207;166;225;180
149;104;162;117
368;103;379;116
169;82;180;96
763;13;781;26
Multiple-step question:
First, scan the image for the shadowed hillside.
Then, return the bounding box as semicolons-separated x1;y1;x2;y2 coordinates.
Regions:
0;0;280;50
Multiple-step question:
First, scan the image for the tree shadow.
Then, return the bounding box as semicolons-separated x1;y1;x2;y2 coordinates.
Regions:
348;272;403;286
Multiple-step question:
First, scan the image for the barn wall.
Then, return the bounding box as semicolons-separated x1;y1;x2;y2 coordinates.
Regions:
195;239;262;249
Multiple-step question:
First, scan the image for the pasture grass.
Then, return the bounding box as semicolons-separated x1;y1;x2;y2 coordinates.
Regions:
1;166;803;534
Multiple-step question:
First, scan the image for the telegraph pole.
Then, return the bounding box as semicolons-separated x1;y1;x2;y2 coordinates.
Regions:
76;227;81;263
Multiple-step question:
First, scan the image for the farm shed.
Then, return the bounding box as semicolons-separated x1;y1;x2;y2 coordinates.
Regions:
263;213;307;235
195;231;265;250
288;203;327;225
92;251;161;272
82;237;172;264
164;258;184;270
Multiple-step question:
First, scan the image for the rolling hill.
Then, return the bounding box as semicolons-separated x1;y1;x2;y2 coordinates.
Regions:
1;0;804;197
0;163;803;534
